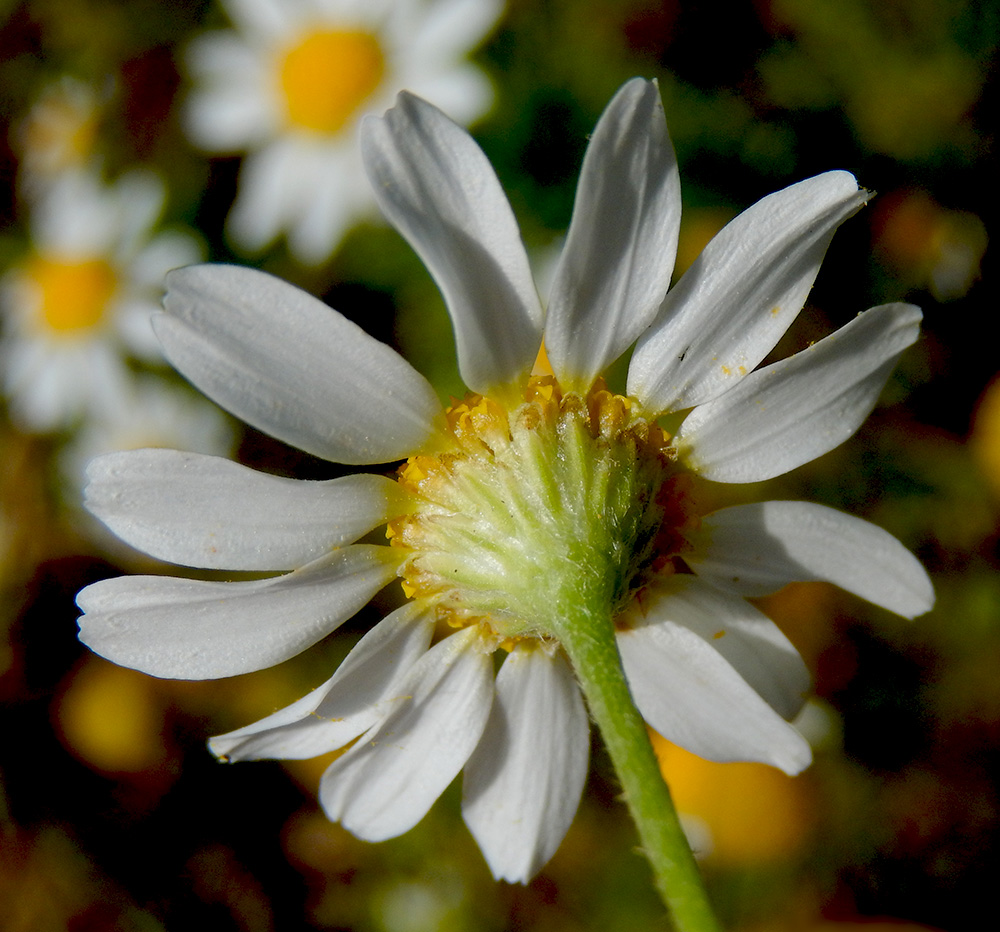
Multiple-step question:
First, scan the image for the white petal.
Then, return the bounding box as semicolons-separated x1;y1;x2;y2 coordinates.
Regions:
76;545;402;679
361;93;543;394
462;645;589;882
676;302;922;483
220;0;295;38
225;140;303;251
689;501;934;618
407;0;502;59
617;593;812;774
629;576;810;720
545;79;680;390
84;449;406;571
628;172;868;412
157;265;441;464
209;602;436;760
319;625;493;841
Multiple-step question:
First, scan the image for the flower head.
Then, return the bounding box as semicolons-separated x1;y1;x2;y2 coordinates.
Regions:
184;0;499;264
1;167;201;432
77;80;933;883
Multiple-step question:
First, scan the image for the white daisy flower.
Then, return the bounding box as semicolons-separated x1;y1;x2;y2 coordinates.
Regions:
14;76;104;191
185;0;500;264
0;167;202;432
77;80;933;883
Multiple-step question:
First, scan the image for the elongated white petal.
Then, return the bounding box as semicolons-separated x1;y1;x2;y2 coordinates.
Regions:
85;449;406;571
361;93;543;394
628;172;868;413
545;79;680;390
76;546;402;679
157;265;440;465
319;626;494;842
617;594;812;774
209;602;436;761
689;501;934;618
462;646;589;882
631;577;810;720
676;303;922;483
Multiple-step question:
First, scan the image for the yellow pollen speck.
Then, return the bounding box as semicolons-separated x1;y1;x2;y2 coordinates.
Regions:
278;29;385;133
713;630;726;639
770;306;781;316
27;255;117;334
721;365;731;376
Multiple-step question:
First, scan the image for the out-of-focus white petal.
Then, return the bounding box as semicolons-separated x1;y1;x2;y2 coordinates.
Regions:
407;0;501;59
220;0;295;39
209;602;436;761
629;172;868;413
676;302;922;483
225;141;304;251
157;265;441;465
319;626;493;842
462;645;589;883
76;545;402;679
617;594;812;774
689;501;935;618
545;79;680;390
629;577;810;720
361;93;543;395
84;449;406;570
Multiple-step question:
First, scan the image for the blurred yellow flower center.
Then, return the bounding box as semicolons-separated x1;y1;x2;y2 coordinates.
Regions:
278;29;385;133
28;256;117;333
388;376;696;643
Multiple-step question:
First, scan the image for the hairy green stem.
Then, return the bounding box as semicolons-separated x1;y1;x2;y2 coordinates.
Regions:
555;609;723;932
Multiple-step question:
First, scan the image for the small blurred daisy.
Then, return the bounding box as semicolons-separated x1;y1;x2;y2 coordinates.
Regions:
60;376;235;513
78;81;933;883
0;167;202;432
184;0;500;264
13;76;105;190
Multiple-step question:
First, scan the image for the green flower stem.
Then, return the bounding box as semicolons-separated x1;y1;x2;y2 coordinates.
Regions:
554;609;723;932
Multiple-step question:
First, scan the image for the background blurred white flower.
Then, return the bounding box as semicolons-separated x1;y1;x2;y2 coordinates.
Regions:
184;0;500;264
13;76;106;192
0;167;202;432
60;375;235;544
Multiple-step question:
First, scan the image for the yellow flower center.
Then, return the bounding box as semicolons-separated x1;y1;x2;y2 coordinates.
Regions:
27;256;117;334
278;29;385;134
388;376;698;644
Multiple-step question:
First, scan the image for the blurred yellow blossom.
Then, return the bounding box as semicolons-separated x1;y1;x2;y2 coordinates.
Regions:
55;656;171;775
653;735;818;864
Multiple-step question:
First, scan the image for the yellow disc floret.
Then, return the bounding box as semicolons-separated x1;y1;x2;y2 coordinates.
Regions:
278;29;385;134
389;376;698;643
27;255;117;334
